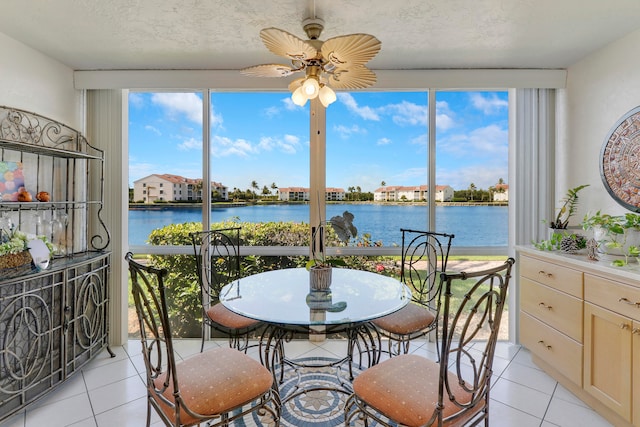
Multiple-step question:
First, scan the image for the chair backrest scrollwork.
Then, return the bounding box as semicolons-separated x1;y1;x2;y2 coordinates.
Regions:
400;228;454;308
437;257;514;424
191;227;241;308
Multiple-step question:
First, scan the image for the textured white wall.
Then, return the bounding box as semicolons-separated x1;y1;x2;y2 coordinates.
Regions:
0;32;80;128
559;28;640;219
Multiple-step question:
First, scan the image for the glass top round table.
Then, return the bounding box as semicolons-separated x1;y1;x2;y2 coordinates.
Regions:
219;267;411;326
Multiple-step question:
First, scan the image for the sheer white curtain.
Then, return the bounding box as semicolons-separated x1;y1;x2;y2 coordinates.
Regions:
512;88;556;247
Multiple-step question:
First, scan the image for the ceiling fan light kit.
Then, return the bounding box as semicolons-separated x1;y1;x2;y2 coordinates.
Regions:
241;16;381;108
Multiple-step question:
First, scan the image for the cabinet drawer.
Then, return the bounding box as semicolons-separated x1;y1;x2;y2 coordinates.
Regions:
520;255;583;298
520;311;583;385
520;278;583;342
585;274;640;322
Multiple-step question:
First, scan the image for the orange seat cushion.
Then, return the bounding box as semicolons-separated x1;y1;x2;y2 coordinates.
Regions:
352;354;479;427
372;303;435;335
207;302;260;329
153;347;273;425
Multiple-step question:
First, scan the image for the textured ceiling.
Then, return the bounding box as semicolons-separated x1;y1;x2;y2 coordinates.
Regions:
1;0;640;71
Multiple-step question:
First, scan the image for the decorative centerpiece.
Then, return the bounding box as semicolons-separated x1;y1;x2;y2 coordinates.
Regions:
0;221;53;272
306;211;357;291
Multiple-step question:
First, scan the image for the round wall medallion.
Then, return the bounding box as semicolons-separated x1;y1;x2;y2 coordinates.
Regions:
600;106;640;212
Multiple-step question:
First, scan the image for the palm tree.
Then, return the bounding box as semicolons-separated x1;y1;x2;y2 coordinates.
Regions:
381;180;386;187
251;180;259;200
270;182;278;195
192;180;203;201
468;183;477;201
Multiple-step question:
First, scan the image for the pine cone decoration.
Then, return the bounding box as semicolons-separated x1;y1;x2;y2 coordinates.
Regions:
560;234;586;253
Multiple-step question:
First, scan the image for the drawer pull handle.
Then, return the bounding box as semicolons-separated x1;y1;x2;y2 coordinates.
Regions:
618;297;640;307
538;302;553;310
620;323;630;330
633;328;640;335
537;340;552;350
538;270;553;278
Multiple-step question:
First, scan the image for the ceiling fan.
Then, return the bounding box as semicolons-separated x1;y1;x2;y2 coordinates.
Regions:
240;17;381;107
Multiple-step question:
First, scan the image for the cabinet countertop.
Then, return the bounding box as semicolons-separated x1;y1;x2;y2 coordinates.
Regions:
516;245;640;284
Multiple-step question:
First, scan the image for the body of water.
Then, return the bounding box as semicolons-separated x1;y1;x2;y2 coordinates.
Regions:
128;204;508;247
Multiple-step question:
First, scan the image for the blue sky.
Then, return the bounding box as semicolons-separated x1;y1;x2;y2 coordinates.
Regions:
128;90;508;193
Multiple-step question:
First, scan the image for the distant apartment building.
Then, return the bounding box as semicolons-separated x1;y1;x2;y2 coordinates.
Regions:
492;183;509;202
374;185;454;202
278;187;346;201
133;174;228;203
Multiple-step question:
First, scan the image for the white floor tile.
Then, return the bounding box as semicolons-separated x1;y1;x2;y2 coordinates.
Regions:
88;375;147;415
552;383;590;408
82;358;139;391
490;377;553;419
487;399;542;427
25;393;94;427
544;397;613;427
499;359;558;395
66;417;97;427
94;396;161;427
0;412;24;427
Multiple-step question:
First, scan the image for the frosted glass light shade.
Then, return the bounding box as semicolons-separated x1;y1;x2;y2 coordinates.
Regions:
302;77;320;98
291;86;307;106
319;85;337;107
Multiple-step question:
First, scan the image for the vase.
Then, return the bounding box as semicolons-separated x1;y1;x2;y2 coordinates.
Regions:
593;226;640;257
309;265;332;290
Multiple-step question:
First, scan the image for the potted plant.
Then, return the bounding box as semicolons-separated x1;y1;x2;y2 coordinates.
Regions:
548;184;589;231
582;210;640;265
306;211;357;290
0;223;54;272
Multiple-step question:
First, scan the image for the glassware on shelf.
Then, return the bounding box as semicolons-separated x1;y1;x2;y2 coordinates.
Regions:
0;212;13;240
52;211;68;257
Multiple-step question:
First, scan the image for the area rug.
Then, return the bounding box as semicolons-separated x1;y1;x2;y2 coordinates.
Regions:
233;357;395;427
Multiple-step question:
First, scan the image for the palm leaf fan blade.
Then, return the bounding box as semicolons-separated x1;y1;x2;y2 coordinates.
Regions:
259;27;318;61
321;33;381;68
327;66;377;89
240;64;298;77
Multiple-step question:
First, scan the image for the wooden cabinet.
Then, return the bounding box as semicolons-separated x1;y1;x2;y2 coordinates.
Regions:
518;248;640;427
0;107;111;422
584;302;632;421
584;274;640;424
519;254;583;384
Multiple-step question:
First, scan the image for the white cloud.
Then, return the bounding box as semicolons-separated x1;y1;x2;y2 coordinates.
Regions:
144;125;161;136
151;93;223;126
435;100;455;131
334;124;366;139
386;101;427;126
177;137;202;151
280;134;301;153
129;93;144;108
471;93;508;114
377;137;392;146
282;97;300;111
211;133;302;157
337;93;380;121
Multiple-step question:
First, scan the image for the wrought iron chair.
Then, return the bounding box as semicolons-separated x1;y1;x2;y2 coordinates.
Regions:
373;228;454;357
345;257;514;427
191;227;261;352
125;252;281;427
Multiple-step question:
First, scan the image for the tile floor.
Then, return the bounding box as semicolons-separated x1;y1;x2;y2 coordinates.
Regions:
0;338;613;427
